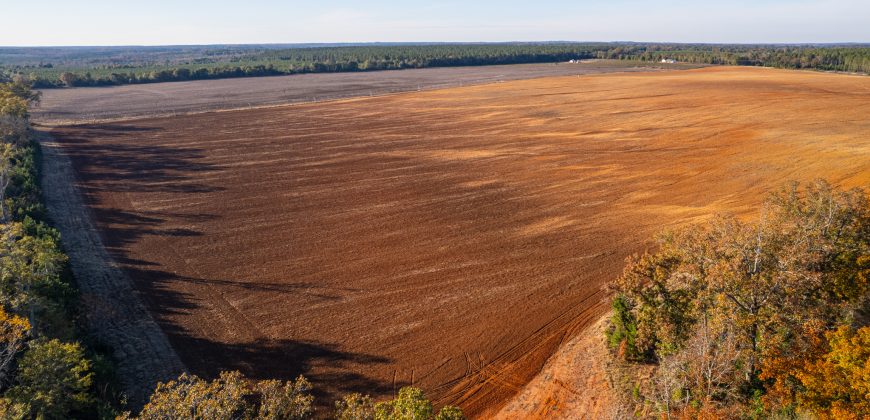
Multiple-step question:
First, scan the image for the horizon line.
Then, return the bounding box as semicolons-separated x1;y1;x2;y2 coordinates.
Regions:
3;40;870;49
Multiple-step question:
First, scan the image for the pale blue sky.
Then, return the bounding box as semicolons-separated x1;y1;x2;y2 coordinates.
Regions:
3;0;868;46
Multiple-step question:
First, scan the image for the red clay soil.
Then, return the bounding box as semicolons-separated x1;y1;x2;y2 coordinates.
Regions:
50;67;870;417
493;317;616;419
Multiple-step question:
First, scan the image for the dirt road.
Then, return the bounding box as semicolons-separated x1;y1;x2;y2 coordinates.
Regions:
39;134;185;406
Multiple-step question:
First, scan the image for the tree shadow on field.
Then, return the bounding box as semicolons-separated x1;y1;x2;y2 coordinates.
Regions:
90;207;214;253
173;334;399;407
119;264;399;407
51;122;403;408
53;123;225;195
52;122;224;260
125;266;361;318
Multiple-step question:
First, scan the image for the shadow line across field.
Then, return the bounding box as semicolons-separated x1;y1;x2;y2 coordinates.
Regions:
52;123;400;405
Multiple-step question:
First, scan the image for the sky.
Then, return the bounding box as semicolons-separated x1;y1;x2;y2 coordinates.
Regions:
2;0;869;46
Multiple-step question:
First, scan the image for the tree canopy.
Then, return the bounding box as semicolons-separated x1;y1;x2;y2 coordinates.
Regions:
606;180;870;418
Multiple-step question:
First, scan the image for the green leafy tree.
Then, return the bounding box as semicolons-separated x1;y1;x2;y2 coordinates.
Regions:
374;387;433;420
8;339;93;419
334;393;375;420
335;387;463;420
256;375;314;420
0;81;38;147
433;405;464;420
0;85;28;119
0;222;68;329
129;371;250;420
0;398;28;420
605;294;642;360
0;68;107;418
126;371;319;420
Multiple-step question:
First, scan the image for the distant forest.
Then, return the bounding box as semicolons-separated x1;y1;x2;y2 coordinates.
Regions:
1;43;868;88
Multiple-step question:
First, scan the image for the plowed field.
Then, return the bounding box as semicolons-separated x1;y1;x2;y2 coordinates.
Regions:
50;67;870;417
35;60;696;124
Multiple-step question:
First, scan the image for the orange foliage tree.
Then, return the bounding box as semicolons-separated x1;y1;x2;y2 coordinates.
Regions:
606;180;870;417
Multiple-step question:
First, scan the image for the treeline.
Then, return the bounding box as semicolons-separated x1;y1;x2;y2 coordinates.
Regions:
13;43;612;88
0;79;124;418
601;44;870;73
2;43;867;88
605;180;870;418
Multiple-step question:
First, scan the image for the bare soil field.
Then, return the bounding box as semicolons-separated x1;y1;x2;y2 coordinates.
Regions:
48;67;869;417
33;60;698;124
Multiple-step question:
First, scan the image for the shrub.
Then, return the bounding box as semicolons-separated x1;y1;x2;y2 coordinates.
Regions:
606;294;642;361
334;386;464;420
374;387;433;420
433;405;464;420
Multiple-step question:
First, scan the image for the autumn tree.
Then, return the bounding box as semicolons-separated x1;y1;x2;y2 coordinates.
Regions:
255;376;314;420
0;307;29;385
0;222;68;329
762;325;870;418
335;393;376;420
128;371;251;420
58;72;78;87
8;339;93;419
125;371;317;420
374;387;433;420
333;387;463;420
606;180;870;416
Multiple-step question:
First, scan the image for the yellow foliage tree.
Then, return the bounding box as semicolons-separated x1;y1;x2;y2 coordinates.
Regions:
129;371;250;420
124;371;317;420
335;387;464;420
0;87;27;120
0;306;29;384
255;376;314;420
0;222;68;328
9;339;93;418
762;325;870;419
